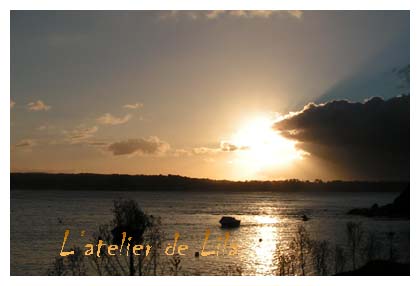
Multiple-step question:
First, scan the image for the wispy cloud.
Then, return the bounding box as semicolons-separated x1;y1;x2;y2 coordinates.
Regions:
27;100;51;111
108;137;170;156
160;10;303;21
87;141;109;147
37;124;55;131
173;149;193;157
192;146;221;155
64;125;98;144
15;139;36;148
123;102;143;110
97;113;132;125
192;141;248;155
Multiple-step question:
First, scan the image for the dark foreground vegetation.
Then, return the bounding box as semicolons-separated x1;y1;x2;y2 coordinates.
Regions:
335;260;409;276
11;173;408;192
47;199;409;276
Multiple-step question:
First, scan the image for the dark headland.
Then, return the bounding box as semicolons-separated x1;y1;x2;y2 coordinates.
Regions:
10;173;408;192
348;187;410;218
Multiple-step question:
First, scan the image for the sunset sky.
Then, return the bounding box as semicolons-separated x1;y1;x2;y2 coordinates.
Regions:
10;11;410;180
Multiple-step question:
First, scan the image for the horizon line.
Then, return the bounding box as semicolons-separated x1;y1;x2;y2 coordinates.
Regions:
10;172;410;184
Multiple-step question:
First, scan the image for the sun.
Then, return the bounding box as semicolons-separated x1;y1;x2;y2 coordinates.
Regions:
225;114;304;177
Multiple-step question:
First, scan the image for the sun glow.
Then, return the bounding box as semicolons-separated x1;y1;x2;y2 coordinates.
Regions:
226;114;304;177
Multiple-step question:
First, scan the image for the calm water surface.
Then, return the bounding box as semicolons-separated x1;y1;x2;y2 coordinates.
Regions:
11;190;409;275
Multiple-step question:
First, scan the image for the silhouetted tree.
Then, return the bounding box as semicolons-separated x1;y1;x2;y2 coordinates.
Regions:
47;257;66;276
47;247;86;276
311;240;330;275
363;232;382;262
144;215;164;275
334;244;346;274
110;199;151;275
387;231;397;262
221;264;243;276
86;199;157;276
347;222;364;270
276;247;296;276
290;225;312;275
169;254;182;276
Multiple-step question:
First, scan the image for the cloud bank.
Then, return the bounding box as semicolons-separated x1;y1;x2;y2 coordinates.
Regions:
108;137;170;156
274;96;409;180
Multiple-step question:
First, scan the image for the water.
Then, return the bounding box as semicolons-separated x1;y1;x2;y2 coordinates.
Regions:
10;190;410;275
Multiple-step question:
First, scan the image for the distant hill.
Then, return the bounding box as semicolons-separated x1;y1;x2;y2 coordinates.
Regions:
10;173;408;192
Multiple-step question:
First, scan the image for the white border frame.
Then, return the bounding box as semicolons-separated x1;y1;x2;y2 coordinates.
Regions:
1;1;418;286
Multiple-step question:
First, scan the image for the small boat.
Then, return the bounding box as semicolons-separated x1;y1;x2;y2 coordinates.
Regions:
301;214;309;221
219;216;241;228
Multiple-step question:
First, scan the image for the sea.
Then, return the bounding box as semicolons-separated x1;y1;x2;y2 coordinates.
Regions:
10;189;410;275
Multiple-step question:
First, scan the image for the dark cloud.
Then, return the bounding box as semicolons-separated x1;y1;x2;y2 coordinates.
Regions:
274;96;409;180
108;137;170;156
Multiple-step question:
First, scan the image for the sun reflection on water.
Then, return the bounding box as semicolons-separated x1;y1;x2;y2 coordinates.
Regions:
255;215;278;224
253;216;280;275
